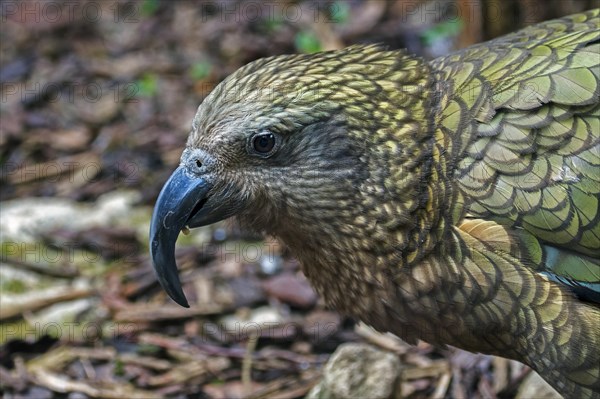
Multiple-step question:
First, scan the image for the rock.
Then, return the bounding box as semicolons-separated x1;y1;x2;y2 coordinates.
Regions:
262;272;318;309
303;310;341;343
307;343;401;399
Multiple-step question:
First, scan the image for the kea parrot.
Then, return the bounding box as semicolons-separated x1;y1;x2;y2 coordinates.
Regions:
150;10;600;397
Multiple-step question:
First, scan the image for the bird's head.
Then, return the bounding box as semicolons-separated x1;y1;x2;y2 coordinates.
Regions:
150;45;432;307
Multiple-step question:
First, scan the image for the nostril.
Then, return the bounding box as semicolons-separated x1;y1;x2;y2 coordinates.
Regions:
185;149;213;172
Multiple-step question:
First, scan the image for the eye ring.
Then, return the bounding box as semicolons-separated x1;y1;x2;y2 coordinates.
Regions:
249;131;278;157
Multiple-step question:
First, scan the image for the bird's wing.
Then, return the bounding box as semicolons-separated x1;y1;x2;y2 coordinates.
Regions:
431;10;600;300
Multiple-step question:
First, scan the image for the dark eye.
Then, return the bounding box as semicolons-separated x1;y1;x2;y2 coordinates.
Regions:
251;132;276;155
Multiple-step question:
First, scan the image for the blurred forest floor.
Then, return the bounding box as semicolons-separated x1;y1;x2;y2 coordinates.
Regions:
0;1;596;398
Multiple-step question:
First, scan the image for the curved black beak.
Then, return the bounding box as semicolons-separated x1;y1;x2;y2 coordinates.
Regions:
149;166;212;307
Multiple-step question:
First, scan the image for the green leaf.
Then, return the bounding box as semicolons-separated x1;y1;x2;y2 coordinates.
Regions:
141;0;159;17
1;278;26;293
189;61;213;81
114;359;125;376
330;1;350;24
260;18;283;33
136;73;158;98
295;31;322;54
421;19;464;46
137;343;162;355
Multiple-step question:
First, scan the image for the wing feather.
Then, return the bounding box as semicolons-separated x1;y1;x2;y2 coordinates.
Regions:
432;10;600;298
